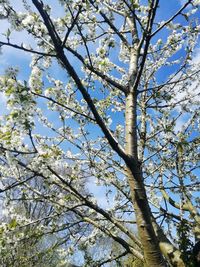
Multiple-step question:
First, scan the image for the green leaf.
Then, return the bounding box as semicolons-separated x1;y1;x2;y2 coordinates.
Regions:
9;218;17;229
0;227;4;235
5;86;14;96
0;130;11;141
11;111;19;119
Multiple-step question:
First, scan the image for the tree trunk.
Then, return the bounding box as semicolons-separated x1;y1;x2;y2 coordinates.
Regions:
125;92;166;266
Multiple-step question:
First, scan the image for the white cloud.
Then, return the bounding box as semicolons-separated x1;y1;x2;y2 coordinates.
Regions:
169;46;200;104
0;92;7;114
87;177;115;209
174;114;188;133
0;92;6;103
173;47;200;132
192;47;200;64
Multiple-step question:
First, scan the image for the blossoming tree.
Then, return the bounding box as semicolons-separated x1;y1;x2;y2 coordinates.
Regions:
0;0;200;266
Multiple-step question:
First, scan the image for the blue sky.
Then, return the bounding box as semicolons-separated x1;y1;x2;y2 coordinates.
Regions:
0;0;199;209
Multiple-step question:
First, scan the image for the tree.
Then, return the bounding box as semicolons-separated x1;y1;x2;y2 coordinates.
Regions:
0;176;76;267
0;0;200;266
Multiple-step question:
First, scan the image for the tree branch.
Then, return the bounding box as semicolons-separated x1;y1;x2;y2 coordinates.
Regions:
65;45;128;94
151;0;192;37
32;0;128;163
31;91;95;122
0;41;56;56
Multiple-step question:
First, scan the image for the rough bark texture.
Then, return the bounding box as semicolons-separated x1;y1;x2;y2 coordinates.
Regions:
126;103;165;267
123;42;166;265
125;92;165;267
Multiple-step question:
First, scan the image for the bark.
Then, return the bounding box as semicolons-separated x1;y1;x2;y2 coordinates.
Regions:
125;49;165;266
125;93;165;266
152;217;186;267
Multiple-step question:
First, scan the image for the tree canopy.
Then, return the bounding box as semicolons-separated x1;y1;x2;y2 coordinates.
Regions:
0;0;200;266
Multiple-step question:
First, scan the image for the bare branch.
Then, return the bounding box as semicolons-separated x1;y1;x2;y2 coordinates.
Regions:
62;5;82;47
151;0;192;37
0;41;56;56
0;175;35;193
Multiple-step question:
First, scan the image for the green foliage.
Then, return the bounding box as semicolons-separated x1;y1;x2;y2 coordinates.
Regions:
8;218;18;229
177;221;195;267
